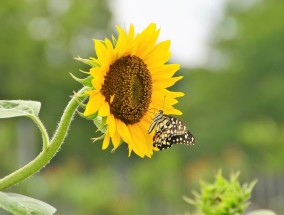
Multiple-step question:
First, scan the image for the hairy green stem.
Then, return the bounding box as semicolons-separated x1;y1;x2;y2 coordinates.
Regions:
29;115;50;150
0;87;87;190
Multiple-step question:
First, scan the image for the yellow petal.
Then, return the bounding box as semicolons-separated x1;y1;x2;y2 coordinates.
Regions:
134;24;160;59
91;74;104;90
115;25;128;57
141;114;154;127
152;89;184;101
104;38;114;53
151;92;178;107
166;108;183;115
127;125;144;157
128;124;152;158
128;147;133;157
127;24;135;43
106;114;116;137
98;100;110;116
84;91;104;116
89;67;100;76
145;51;171;68
150;64;180;79
105;38;117;64
166;90;185;98
94;40;109;61
137;122;153;153
122;24;135;56
102;130;110;149
116;119;132;143
144;40;171;64
111;130;121;148
153;76;183;89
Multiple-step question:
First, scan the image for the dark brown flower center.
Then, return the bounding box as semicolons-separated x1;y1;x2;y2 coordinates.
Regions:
101;55;152;125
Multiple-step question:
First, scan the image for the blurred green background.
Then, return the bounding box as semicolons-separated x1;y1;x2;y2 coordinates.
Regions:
1;0;284;214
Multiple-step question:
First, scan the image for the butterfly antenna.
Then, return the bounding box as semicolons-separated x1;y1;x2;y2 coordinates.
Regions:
147;107;160;120
148;107;159;114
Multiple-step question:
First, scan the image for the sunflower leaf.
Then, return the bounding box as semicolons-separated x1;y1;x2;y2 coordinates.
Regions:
0;100;41;119
0;192;56;215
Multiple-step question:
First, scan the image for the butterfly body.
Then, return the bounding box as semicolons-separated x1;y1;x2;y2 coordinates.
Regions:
148;110;195;150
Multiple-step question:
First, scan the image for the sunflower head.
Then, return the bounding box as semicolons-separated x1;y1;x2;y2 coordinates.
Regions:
75;23;184;158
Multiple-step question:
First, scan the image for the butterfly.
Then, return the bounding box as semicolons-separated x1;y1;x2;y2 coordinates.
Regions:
148;110;195;150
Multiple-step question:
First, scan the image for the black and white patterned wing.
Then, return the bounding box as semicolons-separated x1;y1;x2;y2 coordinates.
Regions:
152;114;195;150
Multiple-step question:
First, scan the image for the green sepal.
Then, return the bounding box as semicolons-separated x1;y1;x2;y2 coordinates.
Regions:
75;56;100;68
93;116;107;133
82;112;98;121
76;110;85;118
70;73;93;87
89;57;100;67
79;69;89;74
91;133;105;143
112;35;117;47
100;39;107;46
72;87;90;110
78;110;107;134
75;99;86;109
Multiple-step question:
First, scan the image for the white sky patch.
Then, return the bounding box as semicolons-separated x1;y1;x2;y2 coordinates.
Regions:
110;0;227;67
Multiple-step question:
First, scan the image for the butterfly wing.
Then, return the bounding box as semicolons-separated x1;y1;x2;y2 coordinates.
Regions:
153;115;195;150
153;130;173;150
167;130;195;146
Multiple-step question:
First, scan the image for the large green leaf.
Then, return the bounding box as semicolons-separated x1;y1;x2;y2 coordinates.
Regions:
0;192;56;215
0;100;41;119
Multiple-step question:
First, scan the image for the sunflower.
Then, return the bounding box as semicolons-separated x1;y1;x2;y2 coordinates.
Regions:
79;23;184;158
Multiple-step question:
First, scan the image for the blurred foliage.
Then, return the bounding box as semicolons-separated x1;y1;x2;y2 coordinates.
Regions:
184;171;256;215
0;0;112;172
181;0;284;171
0;0;284;214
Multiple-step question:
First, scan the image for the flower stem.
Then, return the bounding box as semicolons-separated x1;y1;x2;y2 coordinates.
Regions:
29;115;50;150
0;87;87;190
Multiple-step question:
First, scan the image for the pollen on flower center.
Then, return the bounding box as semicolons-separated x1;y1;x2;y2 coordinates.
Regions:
101;55;152;125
